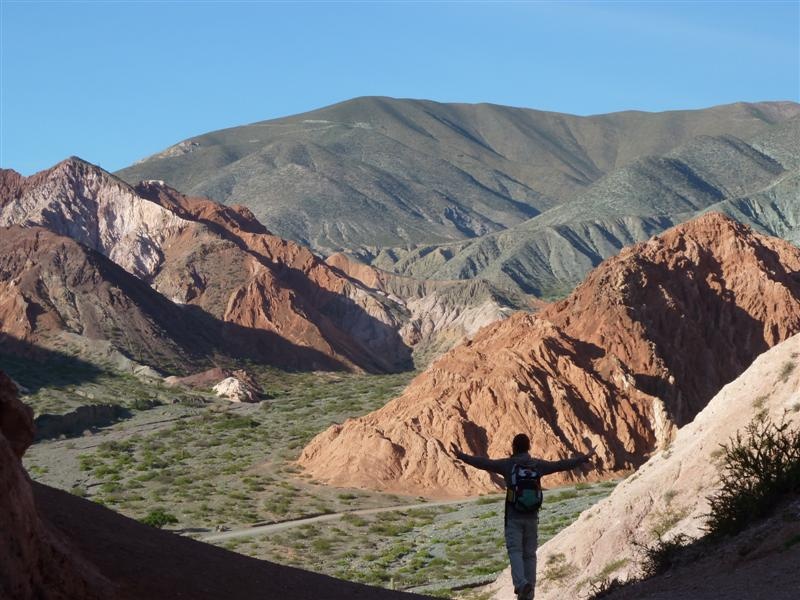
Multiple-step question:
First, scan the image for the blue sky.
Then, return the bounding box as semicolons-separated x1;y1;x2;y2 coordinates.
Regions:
2;1;798;175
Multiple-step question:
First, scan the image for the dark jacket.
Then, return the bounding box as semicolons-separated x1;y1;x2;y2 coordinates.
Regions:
455;450;589;519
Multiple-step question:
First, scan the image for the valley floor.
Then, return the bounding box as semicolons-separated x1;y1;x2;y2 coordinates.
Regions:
16;365;615;597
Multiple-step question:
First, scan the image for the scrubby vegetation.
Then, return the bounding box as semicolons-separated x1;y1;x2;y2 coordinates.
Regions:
231;482;615;595
588;409;800;600
23;364;617;596
140;508;179;528
706;415;800;537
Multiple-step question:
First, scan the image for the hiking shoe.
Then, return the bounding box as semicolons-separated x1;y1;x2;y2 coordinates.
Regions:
516;582;533;600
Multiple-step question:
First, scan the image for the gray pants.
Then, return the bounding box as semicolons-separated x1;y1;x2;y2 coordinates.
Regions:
504;517;538;596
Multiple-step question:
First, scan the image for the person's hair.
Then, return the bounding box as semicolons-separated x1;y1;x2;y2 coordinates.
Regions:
512;433;530;455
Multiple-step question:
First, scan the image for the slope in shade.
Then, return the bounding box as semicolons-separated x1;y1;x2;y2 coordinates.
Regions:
0;370;113;600
0;225;352;372
299;214;800;497
0;368;430;600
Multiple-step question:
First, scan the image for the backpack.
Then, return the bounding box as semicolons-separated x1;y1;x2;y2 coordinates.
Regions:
507;461;543;513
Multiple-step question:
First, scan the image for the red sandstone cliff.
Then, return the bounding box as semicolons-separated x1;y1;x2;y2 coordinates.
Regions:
0;226;216;368
540;212;800;426
299;214;800;496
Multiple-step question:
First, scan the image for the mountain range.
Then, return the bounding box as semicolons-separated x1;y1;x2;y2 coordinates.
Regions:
5;95;800;599
116;97;800;299
370;114;800;297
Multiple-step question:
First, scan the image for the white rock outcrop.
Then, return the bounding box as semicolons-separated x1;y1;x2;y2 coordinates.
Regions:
212;377;259;403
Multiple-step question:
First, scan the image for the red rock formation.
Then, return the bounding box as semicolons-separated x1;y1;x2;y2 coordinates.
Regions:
300;316;656;496
299;214;800;497
0;226;216;369
0;370;112;599
0;160;410;372
540;212;800;425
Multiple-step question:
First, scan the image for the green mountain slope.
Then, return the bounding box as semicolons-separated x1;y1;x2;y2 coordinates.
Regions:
370;116;800;297
117;97;799;254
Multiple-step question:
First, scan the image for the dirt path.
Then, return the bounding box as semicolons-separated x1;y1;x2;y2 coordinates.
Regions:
200;496;502;542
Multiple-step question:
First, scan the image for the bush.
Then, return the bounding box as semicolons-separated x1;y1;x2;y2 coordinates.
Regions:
587;577;627;599
706;415;800;537
140;508;179;528
636;533;690;578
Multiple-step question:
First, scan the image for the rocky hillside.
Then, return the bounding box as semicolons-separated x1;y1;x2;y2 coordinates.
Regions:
371;116;800;298
0;226;219;371
298;214;800;496
116;97;799;254
488;333;800;600
0;158;510;374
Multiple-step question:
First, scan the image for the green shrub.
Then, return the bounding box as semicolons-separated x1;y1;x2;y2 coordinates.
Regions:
779;361;796;383
649;505;689;539
140;508;179;528
636;533;690;578
706;416;800;537
541;553;575;582
586;577;627;599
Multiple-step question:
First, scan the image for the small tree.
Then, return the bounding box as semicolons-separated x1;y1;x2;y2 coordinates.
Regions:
140;508;179;529
706;415;800;537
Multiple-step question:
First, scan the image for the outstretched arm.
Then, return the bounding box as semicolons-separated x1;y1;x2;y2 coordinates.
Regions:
537;445;596;476
449;443;508;476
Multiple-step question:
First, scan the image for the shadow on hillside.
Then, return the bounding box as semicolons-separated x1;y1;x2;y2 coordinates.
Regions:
135;184;413;373
33;482;432;599
150;212;411;372
0;335;106;393
74;236;358;375
632;244;800;427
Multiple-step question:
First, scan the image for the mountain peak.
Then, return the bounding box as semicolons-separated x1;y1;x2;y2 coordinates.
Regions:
299;214;800;497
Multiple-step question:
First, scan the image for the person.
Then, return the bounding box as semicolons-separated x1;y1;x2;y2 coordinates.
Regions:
450;434;595;600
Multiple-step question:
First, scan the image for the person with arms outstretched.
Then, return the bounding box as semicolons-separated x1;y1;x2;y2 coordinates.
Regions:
450;434;594;600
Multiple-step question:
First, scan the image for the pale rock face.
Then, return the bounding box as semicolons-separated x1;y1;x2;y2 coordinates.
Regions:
0;159;194;280
400;295;513;354
325;252;514;360
212;377;259;403
489;333;800;600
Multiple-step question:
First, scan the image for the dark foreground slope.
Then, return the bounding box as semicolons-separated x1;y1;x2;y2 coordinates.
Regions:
599;523;800;600
2;368;428;600
33;483;430;600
